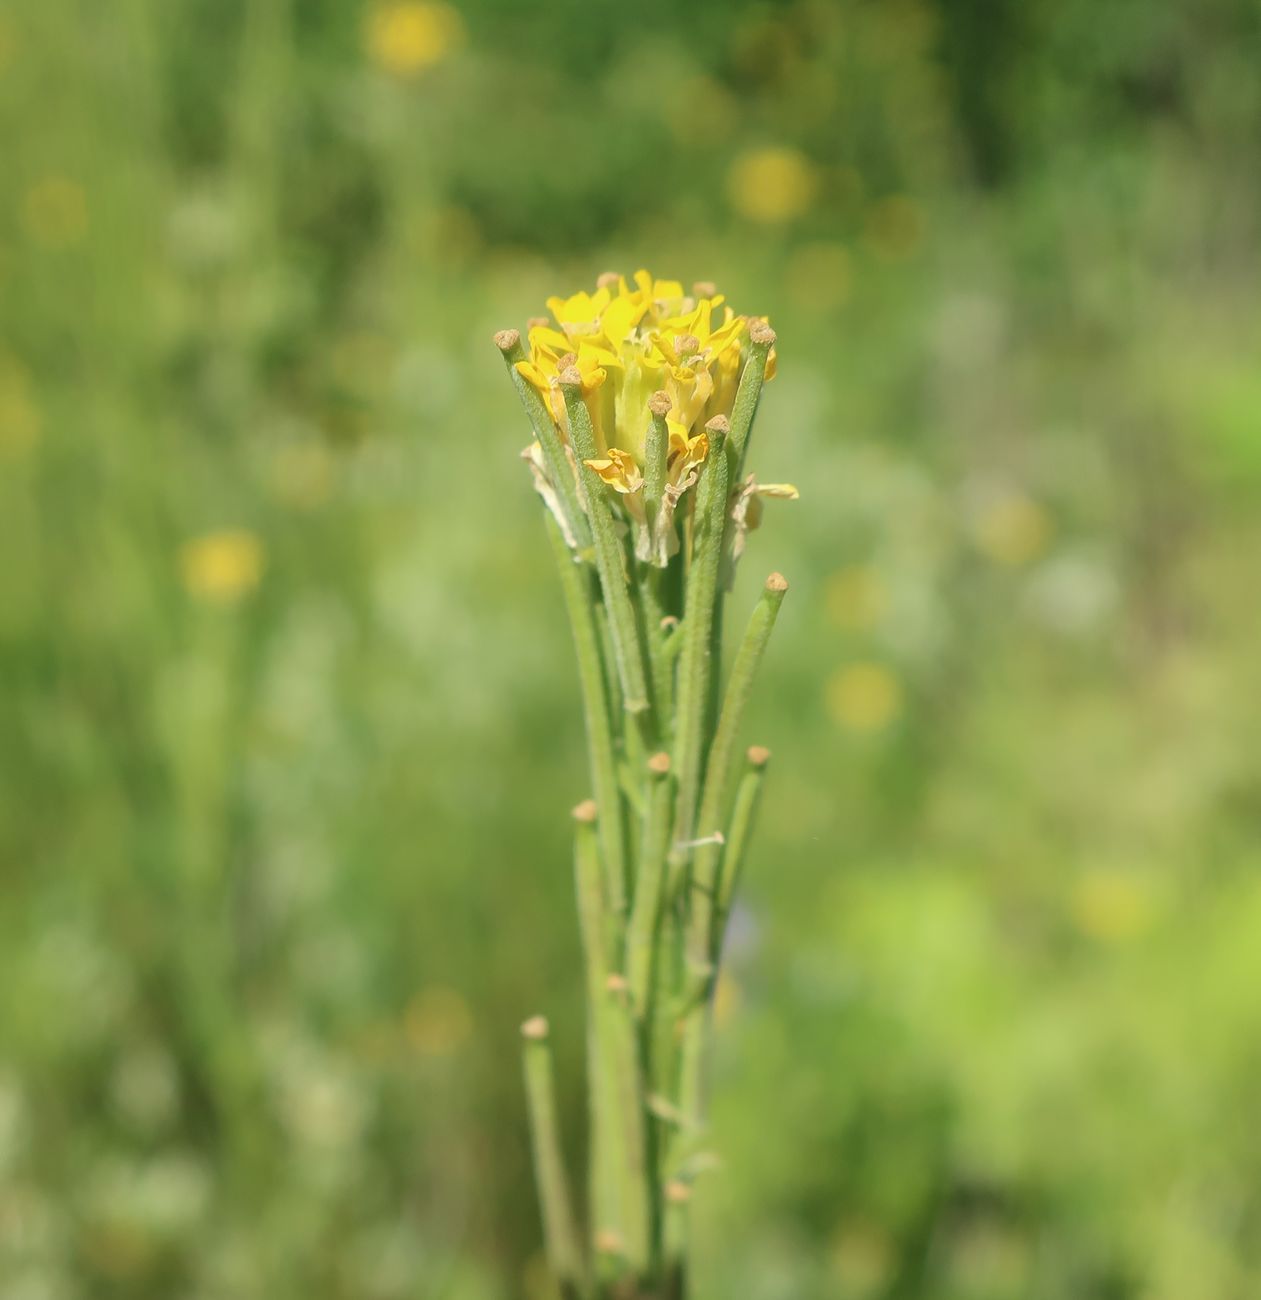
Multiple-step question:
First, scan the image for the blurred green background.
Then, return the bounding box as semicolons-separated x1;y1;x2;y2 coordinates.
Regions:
3;1;1261;1297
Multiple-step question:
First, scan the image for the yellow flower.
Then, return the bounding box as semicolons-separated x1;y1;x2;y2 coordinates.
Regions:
973;491;1050;567
826;662;903;733
1071;870;1152;944
365;1;464;77
512;271;789;569
584;447;644;495
515;270;769;460
0;357;42;456
22;177;88;248
727;147;817;224
180;529;265;604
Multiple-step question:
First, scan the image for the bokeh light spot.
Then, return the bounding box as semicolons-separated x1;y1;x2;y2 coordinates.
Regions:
727;147;817;224
21;176;89;248
973;491;1051;567
0;357;42;456
830;1219;895;1297
713;971;742;1029
365;2;465;77
179;530;265;604
1071;871;1153;943
826;662;903;733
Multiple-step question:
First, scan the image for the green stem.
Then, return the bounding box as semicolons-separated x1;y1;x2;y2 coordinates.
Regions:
625;753;673;1020
685;574;788;981
521;1016;587;1299
573;803;622;1276
713;746;771;949
496;330;591;553
547;515;627;918
574;803;651;1281
669;577;788;1272
726;323;776;478
639;565;674;732
561;371;653;720
670;417;730;853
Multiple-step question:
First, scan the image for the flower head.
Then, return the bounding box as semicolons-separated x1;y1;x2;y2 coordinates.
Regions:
509;271;790;568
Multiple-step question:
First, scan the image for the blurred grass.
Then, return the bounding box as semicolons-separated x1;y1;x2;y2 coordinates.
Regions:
2;1;1261;1297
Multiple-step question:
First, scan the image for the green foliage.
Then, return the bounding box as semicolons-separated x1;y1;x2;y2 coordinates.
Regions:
1;1;1260;1298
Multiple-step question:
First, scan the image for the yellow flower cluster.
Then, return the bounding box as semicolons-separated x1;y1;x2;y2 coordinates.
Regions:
514;270;791;563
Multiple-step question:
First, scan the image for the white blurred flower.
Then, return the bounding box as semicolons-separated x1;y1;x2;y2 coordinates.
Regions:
1026;551;1119;636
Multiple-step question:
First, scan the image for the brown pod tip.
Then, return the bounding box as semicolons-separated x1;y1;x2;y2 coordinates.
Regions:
765;571;789;592
693;280;717;298
674;333;701;357
558;365;583;389
747;745;772;768
665;1180;692;1204
571;799;598;823
647;751;672;775
521;1014;549;1040
648;390;672;417
493;328;520;353
596;270;620;288
748;319;776;346
705;414;731;436
527;315;550;330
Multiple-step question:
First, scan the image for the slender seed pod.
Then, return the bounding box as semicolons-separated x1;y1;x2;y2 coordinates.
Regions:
671;416;730;852
521;1016;586;1298
561;369;653;720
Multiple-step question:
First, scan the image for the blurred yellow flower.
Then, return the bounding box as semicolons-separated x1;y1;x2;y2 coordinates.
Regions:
366;1;464;77
1071;870;1153;943
713;970;742;1028
179;529;265;604
727;147;817;224
830;1219;894;1297
862;195;925;261
825;565;886;631
22;176;89;248
826;662;903;733
0;357;42;456
405;986;473;1056
973;491;1050;567
787;241;852;313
